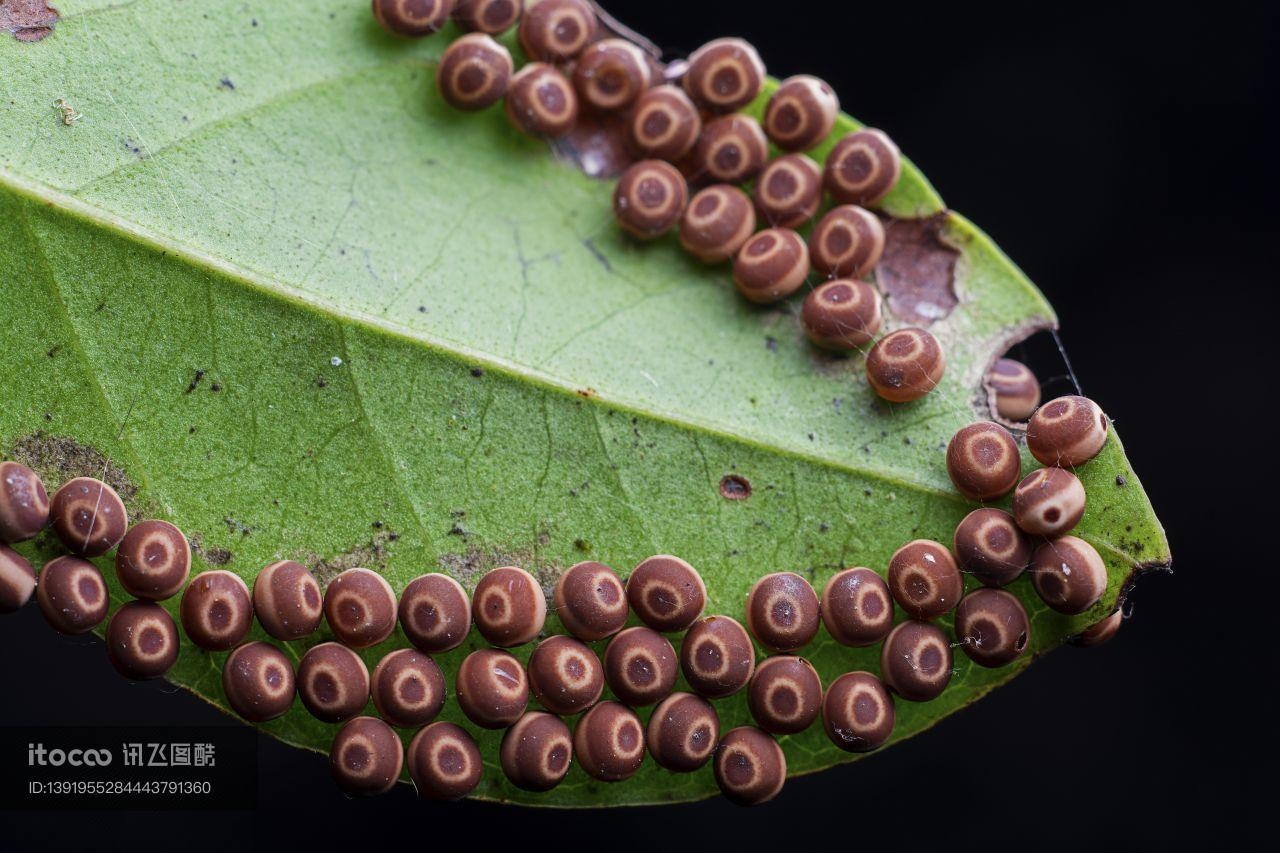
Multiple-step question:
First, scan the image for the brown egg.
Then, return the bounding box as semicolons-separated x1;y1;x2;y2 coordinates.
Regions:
823;128;902;206
946;421;1022;501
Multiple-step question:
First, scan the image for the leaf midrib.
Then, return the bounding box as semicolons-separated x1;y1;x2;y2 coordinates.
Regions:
7;165;1159;581
2;167;974;502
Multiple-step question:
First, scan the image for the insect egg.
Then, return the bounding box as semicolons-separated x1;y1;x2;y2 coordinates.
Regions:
800;279;883;350
763;74;838;151
505;63;579;139
682;38;766;113
808;204;885;278
0;461;49;544
678;184;756;263
517;0;596;62
105;601;179;680
865;327;946;403
114;519;191;602
182;570;254;651
732;228;810;305
695;114;769;185
50;476;127;557
823;128;902;206
37;556;109;635
613;159;688;240
573;38;652;112
329;716;403;797
628;85;701;161
436;33;514;111
452;0;523;34
0;546;36;612
371;0;455;37
713;726;786;806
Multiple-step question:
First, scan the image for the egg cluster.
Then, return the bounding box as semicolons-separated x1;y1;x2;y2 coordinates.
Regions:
3;380;1120;805
371;0;955;405
0;5;1127;808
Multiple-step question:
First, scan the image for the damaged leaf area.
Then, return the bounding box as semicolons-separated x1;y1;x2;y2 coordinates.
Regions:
0;0;1168;806
0;0;58;42
0;0;56;42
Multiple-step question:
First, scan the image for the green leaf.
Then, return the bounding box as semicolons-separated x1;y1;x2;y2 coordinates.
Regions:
0;0;1168;806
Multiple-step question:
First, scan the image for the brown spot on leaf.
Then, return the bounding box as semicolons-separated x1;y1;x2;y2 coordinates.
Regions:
876;214;959;325
188;533;233;566
719;474;751;500
1;0;58;42
308;531;399;587
437;544;562;595
8;432;139;508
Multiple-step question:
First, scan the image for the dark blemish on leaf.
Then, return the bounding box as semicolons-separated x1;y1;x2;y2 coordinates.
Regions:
251;19;257;27
877;214;960;326
1;0;59;42
808;433;815;441
903;436;913;445
122;140;142;158
576;388;598;399
45;345;60;358
372;520;383;529
450;509;467;519
8;432;139;508
552;111;634;179
185;369;206;394
818;522;830;533
188;427;196;434
470;367;484;378
439;545;544;589
218;77;236;90
315;376;327;388
719;474;752;501
581;237;613;273
449;523;469;538
209;382;222;392
1116;474;1127;486
418;305;427;313
310;532;399;587
573;538;591;553
42;413;51;421
188;533;233;567
863;488;873;497
223;517;252;537
765;336;778;353
533;563;560;599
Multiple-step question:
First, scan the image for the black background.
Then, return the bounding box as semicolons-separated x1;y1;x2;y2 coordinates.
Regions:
2;1;1273;849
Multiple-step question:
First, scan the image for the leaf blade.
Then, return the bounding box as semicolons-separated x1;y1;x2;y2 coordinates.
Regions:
0;0;1168;807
